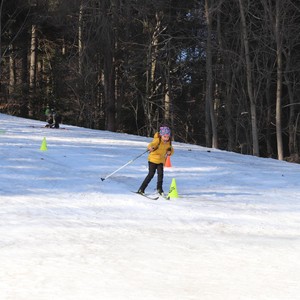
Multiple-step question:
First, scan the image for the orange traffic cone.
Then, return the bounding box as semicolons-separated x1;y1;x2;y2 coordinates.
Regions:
165;155;172;167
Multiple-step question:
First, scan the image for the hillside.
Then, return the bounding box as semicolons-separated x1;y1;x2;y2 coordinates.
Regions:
0;113;299;300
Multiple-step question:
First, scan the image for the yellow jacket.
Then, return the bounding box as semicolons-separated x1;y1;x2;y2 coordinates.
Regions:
147;132;174;164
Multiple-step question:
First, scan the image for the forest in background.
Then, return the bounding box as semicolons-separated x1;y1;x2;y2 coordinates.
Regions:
0;0;300;161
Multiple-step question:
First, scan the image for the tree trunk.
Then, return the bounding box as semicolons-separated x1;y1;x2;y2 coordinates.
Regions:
205;0;218;148
284;63;295;156
104;0;116;132
238;0;259;156
275;0;283;160
164;39;172;126
78;2;83;75
0;0;3;80
282;41;296;157
216;4;234;151
164;83;170;122
29;24;37;117
20;33;29;117
9;43;16;95
265;74;273;156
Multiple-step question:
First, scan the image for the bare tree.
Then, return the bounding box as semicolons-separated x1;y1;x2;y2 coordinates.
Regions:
238;0;259;156
0;0;4;79
204;0;218;148
28;24;37;117
274;0;284;160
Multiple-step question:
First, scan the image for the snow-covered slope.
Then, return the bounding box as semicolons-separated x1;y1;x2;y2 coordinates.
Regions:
0;113;299;300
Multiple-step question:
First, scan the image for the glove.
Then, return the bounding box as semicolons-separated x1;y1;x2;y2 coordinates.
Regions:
166;147;172;156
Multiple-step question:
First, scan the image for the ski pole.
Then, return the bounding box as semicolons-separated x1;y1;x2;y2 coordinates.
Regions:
101;149;148;181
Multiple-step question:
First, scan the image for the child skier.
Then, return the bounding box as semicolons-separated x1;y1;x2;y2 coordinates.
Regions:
138;126;174;196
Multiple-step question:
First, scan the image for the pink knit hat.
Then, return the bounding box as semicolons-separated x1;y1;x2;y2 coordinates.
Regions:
159;126;171;136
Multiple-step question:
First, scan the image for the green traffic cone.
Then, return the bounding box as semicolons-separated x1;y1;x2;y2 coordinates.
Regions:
168;178;179;198
40;137;48;151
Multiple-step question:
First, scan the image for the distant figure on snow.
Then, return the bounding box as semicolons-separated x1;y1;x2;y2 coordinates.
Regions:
45;109;61;129
53;111;61;128
45;105;51;118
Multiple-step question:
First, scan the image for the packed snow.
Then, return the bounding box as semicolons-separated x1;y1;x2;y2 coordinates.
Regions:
0;113;299;300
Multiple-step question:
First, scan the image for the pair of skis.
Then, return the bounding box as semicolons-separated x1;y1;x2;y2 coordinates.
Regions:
132;191;170;201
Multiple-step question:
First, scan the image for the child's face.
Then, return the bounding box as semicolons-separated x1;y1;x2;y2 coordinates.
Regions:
161;134;170;142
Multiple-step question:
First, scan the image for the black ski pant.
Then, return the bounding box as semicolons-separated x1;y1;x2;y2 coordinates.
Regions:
139;162;164;192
